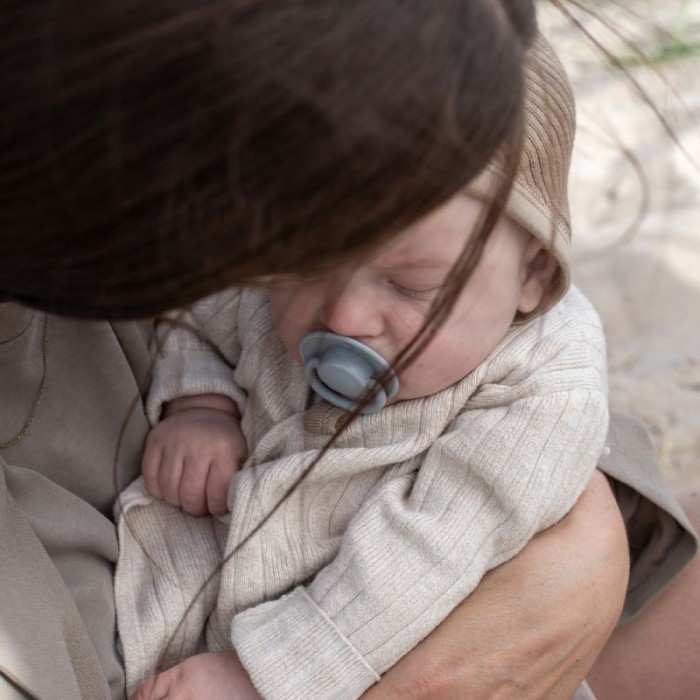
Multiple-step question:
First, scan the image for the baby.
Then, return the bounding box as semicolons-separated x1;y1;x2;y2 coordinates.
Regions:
116;37;608;700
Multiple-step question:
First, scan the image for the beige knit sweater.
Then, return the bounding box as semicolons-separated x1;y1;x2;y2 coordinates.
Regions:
115;286;608;699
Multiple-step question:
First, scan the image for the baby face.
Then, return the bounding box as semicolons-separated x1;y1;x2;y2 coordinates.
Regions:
268;193;553;402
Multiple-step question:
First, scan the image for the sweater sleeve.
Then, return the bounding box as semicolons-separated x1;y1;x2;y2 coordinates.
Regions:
145;290;244;424
232;386;609;699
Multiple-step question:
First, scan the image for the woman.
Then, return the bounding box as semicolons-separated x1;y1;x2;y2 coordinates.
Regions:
1;2;696;698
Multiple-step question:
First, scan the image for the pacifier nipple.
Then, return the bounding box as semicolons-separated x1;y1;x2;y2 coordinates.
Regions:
299;332;399;414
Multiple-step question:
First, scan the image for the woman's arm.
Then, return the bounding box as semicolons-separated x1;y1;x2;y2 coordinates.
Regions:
588;489;700;700
363;470;629;699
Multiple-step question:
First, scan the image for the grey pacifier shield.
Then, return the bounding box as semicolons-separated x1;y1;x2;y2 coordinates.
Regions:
299;332;399;414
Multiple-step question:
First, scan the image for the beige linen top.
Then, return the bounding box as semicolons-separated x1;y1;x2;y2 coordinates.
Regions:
116;286;609;699
0;306;150;700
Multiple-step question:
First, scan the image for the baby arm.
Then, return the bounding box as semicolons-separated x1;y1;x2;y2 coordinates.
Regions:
143;289;247;516
362;469;629;700
142;393;248;516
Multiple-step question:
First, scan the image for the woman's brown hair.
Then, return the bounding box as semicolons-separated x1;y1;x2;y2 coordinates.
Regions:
1;0;536;319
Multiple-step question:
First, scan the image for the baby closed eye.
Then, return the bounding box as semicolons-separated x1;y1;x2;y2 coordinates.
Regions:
389;281;442;301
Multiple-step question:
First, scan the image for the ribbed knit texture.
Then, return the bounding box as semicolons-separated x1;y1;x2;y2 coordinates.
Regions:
116;286;607;698
465;35;576;318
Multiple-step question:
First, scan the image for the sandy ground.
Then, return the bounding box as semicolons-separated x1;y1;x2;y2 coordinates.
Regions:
541;2;700;489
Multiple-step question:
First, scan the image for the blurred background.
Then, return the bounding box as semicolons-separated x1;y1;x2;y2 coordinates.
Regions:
543;0;700;489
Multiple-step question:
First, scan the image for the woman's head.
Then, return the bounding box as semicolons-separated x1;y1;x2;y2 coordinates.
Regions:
1;0;536;318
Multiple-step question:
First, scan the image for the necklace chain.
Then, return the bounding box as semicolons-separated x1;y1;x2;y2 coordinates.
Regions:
0;313;49;449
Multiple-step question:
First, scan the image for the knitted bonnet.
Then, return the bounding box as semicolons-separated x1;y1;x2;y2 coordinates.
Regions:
465;34;575;319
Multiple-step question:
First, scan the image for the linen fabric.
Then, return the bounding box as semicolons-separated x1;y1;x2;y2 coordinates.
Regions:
0;306;150;700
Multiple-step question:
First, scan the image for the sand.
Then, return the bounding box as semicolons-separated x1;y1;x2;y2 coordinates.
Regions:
543;1;700;489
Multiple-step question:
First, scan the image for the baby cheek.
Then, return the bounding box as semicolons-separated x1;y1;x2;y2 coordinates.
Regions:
417;324;480;388
398;339;477;399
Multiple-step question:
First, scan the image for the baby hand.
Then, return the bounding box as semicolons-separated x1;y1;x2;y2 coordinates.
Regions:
130;651;262;700
142;395;248;516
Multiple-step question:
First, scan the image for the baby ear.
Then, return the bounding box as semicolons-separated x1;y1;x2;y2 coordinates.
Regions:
518;239;559;315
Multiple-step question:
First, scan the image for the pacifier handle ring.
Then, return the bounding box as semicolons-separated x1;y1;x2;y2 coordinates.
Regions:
305;358;387;413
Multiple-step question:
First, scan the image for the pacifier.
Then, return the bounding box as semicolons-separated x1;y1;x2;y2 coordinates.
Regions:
299;332;399;414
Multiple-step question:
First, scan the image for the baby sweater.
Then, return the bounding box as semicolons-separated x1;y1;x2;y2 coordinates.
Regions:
115;285;608;699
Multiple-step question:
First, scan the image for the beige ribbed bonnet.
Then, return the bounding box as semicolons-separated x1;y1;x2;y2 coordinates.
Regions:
465;35;575;318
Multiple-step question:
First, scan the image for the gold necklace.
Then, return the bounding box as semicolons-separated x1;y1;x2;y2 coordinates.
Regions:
0;313;49;449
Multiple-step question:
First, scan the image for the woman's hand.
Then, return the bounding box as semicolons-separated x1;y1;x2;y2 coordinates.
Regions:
130;651;263;700
362;470;629;699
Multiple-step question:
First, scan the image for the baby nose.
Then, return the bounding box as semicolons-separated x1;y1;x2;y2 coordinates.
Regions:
320;284;383;338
